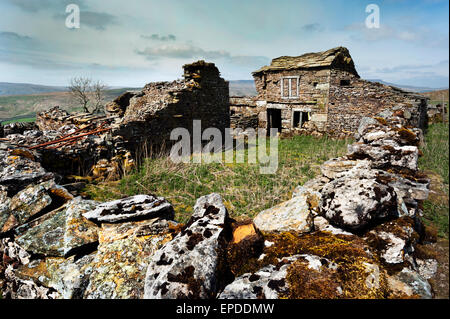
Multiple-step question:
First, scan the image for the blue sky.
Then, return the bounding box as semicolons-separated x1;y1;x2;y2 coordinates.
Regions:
0;0;448;88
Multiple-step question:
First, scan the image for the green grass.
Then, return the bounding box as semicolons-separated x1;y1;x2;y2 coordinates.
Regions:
86;135;350;223
1;116;36;125
419;121;449;238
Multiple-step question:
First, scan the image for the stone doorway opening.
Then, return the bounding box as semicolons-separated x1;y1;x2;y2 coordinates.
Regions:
267;108;282;134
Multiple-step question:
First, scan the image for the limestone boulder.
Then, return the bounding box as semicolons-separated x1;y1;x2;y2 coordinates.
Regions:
1;182;53;234
15;198;100;257
254;193;314;233
83;195;174;223
320;170;398;231
218;254;340;299
387;268;433;299
144;193;231;299
0;149;53;195
347;143;419;171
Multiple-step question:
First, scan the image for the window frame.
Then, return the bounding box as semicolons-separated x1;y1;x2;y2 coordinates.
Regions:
281;76;300;99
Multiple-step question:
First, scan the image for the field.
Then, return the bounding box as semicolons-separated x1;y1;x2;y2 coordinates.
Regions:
419;120;449;238
86;135;350;223
0;88;139;123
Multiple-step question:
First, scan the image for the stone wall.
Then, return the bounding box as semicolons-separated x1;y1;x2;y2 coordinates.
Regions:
110;60;230;153
229;96;259;129
327;70;428;134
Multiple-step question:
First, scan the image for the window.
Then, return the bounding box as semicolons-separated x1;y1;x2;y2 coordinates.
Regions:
340;79;351;86
292;110;310;128
281;76;299;99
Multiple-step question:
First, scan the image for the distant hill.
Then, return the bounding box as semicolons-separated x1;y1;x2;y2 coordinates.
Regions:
0;88;140;122
367;79;448;93
420;89;449;102
229;80;257;96
0;82;69;96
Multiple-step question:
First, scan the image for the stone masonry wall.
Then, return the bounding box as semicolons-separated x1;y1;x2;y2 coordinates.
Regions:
111;61;230;153
327;70;428;134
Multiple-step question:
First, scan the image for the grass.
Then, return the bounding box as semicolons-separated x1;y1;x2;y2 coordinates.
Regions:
86;135;350;223
419;120;449;238
1;116;36;125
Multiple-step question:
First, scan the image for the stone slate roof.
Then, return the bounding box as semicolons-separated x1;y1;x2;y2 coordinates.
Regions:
253;47;358;76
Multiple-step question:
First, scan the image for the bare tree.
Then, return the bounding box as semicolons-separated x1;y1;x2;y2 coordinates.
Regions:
69;77;108;113
69;77;92;113
92;80;108;114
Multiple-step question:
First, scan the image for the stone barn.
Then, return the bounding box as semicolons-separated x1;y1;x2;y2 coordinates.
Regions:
230;47;428;136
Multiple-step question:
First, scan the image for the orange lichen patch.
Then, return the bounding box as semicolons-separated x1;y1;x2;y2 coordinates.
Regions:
395;127;418;145
1;214;18;233
232;223;257;244
374;117;388;126
9;148;35;161
48;187;74;202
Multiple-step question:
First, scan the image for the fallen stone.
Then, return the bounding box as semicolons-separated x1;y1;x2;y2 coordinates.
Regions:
83;195;174;223
1;182;53;233
254;194;314;233
218;254;339;299
320;171;398;231
144;193;231;299
14;253;95;299
84;232;172;299
15;198;100;257
0;149;53;195
387;267;432;299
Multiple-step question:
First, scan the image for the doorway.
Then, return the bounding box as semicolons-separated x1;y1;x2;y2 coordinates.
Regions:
267;108;282;134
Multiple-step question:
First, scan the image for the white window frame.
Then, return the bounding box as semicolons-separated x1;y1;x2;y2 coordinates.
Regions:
281;76;300;99
291;108;311;128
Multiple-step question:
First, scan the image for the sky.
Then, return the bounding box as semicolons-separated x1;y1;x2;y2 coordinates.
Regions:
0;0;448;88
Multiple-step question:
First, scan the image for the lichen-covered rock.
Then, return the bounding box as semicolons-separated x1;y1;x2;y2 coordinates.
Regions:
83;195;174;223
85;229;173;299
144;193;231;299
219;254;340;299
320;170;398;231
254;193;314;233
1;182;53;233
15;198;100;257
387;268;433;299
347;143;419;171
364;217;418;265
14;253;95;299
0;149;53;195
416;259;438;280
320;158;361;179
313;216;353;236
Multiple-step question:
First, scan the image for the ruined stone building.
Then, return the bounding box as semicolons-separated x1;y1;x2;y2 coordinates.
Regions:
230;47;428;136
2;61;229;181
108;60;230;152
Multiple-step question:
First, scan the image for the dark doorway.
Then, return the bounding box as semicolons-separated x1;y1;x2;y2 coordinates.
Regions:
267;108;282;134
